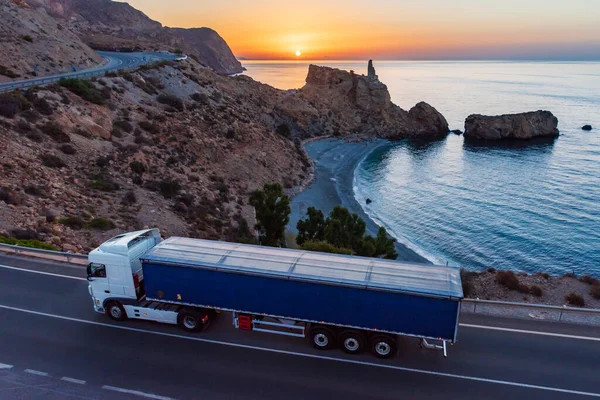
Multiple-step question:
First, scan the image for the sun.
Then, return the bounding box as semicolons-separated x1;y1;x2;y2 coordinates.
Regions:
295;50;301;57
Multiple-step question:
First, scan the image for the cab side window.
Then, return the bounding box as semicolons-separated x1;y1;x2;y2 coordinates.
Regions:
88;263;106;278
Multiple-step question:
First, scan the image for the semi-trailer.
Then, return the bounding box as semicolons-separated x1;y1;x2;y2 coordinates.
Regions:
87;229;463;358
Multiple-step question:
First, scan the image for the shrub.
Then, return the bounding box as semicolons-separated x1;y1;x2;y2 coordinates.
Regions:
517;283;531;294
59;216;85;229
487;268;496;273
59;77;105;105
591;285;600;300
139;120;160;134
59;144;76;155
24;185;42;196
22;35;33;42
495;270;520;291
563;272;577;279
89;174;120;192
541;272;551;279
129;161;146;175
0;236;57;251
40;153;65;168
157;94;184;112
0;93;29;118
225;129;235;139
580;275;599;286
0;66;20;78
34;98;53;116
565;293;585;307
86;217;115;231
121;190;137;205
530;285;543;297
39;121;70;143
113;120;133;134
301;240;352;255
158;179;181;198
276;123;290;137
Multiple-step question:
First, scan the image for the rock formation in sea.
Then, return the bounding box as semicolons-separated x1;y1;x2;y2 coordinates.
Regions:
582;125;593;131
287;64;449;139
463;111;559;140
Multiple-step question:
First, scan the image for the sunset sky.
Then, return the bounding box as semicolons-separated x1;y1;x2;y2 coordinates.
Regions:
126;0;600;60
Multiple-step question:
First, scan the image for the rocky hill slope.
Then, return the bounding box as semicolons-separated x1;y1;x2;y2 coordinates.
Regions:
0;0;101;82
27;0;244;75
0;59;448;251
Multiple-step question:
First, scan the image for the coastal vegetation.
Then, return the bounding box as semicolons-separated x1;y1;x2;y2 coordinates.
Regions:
296;206;398;259
249;183;290;247
0;235;58;251
58;77;106;105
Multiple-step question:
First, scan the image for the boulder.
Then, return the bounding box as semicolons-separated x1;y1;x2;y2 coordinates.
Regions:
450;129;463;135
464;111;559;141
582;125;593;131
366;198;372;205
407;102;449;139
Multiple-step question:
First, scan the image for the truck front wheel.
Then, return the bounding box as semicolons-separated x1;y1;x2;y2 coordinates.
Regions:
105;301;127;321
370;335;397;359
310;326;336;350
339;330;366;354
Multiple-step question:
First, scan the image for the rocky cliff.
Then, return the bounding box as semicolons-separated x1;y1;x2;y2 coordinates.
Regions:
464;111;559;140
0;0;101;81
27;0;244;75
0;59;449;251
283;64;449;139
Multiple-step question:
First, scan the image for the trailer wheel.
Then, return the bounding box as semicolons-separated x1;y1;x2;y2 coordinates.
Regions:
105;301;127;321
177;309;210;333
310;327;336;350
339;330;366;354
370;335;397;359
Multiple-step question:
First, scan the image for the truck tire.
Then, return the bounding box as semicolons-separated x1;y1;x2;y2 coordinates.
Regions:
105;301;127;321
177;309;210;333
339;330;366;354
370;335;397;359
310;326;336;350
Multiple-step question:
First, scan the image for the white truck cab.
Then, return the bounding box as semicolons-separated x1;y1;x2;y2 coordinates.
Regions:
87;229;161;315
87;228;212;331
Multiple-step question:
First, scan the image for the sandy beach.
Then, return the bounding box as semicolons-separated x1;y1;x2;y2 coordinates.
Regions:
288;137;430;263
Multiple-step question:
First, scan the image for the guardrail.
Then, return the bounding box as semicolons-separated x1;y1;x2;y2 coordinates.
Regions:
462;298;600;327
0;243;88;265
2;242;599;326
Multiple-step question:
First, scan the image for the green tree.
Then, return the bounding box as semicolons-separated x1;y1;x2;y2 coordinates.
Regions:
249;183;290;247
296;206;398;259
323;206;366;251
296;207;325;245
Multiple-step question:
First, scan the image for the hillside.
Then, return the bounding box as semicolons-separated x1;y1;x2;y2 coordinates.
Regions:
27;0;244;75
0;58;448;251
0;0;101;81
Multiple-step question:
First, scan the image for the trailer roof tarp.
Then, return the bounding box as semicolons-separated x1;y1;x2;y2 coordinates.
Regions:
141;237;463;299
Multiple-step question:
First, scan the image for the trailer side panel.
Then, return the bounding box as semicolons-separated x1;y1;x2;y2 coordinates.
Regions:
142;262;460;341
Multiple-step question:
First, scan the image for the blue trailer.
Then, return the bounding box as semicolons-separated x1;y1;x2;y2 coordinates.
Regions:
87;230;463;359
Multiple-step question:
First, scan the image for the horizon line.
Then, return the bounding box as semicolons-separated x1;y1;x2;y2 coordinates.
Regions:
238;58;600;62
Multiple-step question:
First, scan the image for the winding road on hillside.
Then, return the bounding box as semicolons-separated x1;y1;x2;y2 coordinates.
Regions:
0;51;181;93
0;254;599;399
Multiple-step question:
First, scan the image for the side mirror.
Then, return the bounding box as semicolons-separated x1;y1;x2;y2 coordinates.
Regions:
86;264;93;281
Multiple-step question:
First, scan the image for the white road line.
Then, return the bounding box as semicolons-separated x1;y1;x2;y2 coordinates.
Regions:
460;323;600;342
24;369;49;376
0;363;13;369
0;304;598;398
102;385;176;400
61;377;86;385
0;264;87;281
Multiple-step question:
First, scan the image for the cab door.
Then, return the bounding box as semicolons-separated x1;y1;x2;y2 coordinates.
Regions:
87;263;110;300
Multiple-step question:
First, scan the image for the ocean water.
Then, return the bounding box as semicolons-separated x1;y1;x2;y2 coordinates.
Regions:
244;61;600;275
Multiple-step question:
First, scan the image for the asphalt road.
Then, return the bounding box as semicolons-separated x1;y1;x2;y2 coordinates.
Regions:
0;51;180;93
0;255;599;400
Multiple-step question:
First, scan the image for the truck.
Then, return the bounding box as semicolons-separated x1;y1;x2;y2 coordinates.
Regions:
87;229;463;358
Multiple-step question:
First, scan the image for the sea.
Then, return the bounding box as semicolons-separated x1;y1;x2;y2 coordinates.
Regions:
243;60;600;276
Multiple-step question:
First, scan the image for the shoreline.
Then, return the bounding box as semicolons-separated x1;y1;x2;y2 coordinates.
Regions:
288;137;431;264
